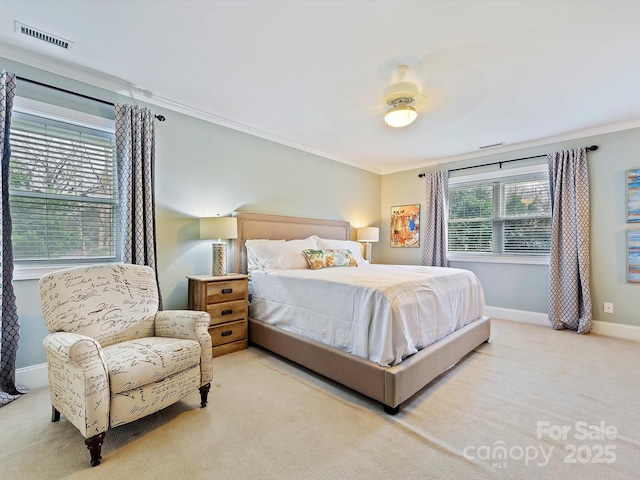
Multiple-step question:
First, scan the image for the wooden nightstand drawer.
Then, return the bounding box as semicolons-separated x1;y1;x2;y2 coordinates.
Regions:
188;274;249;358
205;279;247;304
207;299;247;325
209;319;247;347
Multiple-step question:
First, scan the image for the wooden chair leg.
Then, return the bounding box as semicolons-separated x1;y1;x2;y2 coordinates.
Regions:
85;432;105;467
51;406;60;422
199;383;211;407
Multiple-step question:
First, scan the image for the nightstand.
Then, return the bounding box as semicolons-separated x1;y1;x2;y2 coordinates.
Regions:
187;274;249;357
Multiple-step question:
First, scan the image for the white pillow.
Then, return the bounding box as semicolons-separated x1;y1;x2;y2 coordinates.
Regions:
245;239;285;272
246;237;318;271
315;237;368;265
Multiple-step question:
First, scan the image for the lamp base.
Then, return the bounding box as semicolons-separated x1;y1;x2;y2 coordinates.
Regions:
364;242;372;263
212;242;228;276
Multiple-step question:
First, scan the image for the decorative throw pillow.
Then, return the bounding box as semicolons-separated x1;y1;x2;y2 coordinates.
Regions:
314;237;368;265
302;249;358;270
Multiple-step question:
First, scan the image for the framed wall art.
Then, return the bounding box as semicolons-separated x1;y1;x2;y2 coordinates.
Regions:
627;230;640;283
627;168;640;222
390;204;420;247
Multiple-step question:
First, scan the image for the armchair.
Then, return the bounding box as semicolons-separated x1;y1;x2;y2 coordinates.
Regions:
39;263;213;467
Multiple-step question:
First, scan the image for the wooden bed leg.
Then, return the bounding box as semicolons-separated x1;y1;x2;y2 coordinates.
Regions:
51;406;60;422
199;383;211;407
85;432;105;467
383;404;399;415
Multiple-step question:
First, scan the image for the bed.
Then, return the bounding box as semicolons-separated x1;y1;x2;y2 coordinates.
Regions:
231;212;491;414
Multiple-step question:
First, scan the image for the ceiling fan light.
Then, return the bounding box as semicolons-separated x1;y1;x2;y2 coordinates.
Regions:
384;104;417;128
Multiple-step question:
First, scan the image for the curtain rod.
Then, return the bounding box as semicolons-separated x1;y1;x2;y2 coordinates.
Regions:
417;145;599;178
15;75;166;122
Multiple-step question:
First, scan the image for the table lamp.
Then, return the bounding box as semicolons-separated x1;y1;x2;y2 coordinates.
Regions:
200;216;238;276
356;227;379;263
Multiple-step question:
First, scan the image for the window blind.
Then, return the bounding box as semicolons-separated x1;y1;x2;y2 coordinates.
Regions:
448;184;494;252
502;177;552;253
9;115;118;263
448;173;551;255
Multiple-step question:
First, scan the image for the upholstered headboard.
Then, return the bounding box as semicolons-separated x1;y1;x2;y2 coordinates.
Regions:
231;212;350;274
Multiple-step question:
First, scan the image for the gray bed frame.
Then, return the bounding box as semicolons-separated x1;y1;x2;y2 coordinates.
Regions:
231;212;491;414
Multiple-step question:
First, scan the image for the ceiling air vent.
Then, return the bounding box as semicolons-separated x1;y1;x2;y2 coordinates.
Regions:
14;21;73;49
479;142;504;150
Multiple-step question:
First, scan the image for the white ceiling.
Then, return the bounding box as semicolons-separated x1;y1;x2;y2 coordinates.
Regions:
1;1;640;174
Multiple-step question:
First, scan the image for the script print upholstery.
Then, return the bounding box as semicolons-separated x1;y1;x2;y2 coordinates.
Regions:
40;263;213;465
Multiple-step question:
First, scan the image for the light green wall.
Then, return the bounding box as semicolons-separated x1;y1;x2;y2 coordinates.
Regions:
153;110;381;310
381;128;640;327
2;58;380;368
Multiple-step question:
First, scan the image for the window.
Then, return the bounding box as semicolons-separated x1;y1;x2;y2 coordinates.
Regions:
9;107;119;271
448;166;551;262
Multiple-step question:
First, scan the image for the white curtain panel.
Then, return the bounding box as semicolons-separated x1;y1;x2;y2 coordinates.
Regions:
422;170;449;267
547;148;593;334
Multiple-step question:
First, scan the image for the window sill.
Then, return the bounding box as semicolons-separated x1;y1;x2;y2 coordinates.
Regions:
13;265;75;281
13;262;120;281
447;253;550;265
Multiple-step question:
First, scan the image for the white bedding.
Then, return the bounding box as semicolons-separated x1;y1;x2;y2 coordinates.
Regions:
249;264;485;367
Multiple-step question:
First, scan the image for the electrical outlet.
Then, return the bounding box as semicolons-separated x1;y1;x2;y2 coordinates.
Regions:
604;302;614;314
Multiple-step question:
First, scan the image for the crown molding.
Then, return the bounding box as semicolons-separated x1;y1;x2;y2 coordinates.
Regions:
146;95;383;175
383;119;640;175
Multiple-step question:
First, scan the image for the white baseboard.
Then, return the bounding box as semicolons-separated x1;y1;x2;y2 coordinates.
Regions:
485;306;640;342
15;363;48;390
484;306;548;327
591;319;640;342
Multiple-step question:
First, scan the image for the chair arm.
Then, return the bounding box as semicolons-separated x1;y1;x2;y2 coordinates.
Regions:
42;332;110;438
43;332;107;367
155;310;213;385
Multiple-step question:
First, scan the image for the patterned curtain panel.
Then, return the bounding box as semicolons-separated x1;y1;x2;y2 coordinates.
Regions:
547;148;592;334
0;70;27;406
422;170;449;267
115;104;162;309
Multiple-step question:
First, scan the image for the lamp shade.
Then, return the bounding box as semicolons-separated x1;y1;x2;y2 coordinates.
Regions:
357;227;379;243
384;104;417;128
200;216;238;240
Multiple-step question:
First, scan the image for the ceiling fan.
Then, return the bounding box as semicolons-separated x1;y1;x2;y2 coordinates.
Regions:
382;65;425;128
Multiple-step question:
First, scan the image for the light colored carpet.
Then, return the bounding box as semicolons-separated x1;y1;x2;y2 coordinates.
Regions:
1;318;639;479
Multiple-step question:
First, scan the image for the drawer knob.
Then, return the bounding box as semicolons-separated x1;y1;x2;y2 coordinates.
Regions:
221;288;233;294
221;330;233;337
221;309;233;315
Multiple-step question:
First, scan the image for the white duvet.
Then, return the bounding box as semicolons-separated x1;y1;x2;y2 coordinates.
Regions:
249;264;485;367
